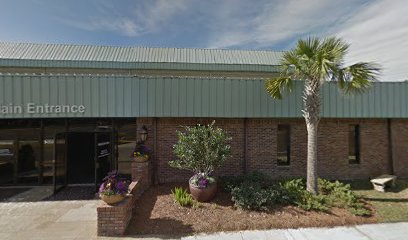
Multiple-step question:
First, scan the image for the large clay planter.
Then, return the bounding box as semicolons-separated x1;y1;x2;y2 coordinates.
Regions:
100;194;125;205
189;181;217;202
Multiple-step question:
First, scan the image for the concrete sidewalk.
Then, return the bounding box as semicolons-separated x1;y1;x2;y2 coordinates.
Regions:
181;223;408;240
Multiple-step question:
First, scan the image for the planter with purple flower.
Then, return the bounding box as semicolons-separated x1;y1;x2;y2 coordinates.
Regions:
99;171;129;205
132;144;152;162
189;173;218;202
169;121;231;202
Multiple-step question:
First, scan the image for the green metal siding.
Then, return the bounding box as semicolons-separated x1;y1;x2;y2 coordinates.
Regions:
0;74;407;119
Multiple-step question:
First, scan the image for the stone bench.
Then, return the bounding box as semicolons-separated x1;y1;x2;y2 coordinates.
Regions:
370;174;397;192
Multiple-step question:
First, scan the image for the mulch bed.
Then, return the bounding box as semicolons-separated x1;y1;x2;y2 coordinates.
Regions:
0;188;31;202
126;183;377;237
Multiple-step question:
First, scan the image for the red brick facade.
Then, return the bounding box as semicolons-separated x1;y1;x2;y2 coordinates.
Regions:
137;118;407;183
97;162;152;236
392;119;408;177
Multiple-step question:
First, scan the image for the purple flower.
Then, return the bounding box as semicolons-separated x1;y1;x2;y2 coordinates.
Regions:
99;172;129;196
190;173;214;188
198;178;209;188
131;144;152;157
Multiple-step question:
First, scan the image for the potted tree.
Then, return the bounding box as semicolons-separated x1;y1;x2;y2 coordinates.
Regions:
169;121;231;202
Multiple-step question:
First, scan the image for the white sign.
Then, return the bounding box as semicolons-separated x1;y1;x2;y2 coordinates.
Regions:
0;103;86;114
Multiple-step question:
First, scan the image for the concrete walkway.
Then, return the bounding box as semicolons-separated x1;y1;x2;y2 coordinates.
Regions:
0;200;98;240
181;223;408;240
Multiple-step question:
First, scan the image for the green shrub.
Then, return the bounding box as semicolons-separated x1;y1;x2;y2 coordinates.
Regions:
172;187;194;207
221;171;268;192
230;181;269;210
278;178;328;211
296;191;329;211
224;175;371;216
318;178;370;216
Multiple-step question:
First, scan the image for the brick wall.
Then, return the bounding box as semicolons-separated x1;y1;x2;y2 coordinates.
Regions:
392;119;408;178
97;181;144;236
97;161;152;236
141;117;406;183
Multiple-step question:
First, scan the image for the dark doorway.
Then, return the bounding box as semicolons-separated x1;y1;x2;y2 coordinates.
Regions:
67;132;95;184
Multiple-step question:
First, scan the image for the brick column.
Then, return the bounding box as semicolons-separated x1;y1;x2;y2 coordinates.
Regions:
131;161;152;191
136;117;156;184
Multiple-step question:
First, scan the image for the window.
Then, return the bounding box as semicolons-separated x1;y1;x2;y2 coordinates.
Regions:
277;125;290;166
349;124;360;164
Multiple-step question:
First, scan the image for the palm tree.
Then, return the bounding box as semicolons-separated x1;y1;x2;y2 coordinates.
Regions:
265;37;381;194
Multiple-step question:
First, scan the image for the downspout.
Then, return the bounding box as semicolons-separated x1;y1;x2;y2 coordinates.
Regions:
387;118;395;175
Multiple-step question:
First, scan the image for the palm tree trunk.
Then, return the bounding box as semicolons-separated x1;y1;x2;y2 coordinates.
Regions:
306;122;318;194
303;79;320;194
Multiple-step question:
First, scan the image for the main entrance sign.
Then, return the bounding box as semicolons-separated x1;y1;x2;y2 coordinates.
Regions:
0;103;85;114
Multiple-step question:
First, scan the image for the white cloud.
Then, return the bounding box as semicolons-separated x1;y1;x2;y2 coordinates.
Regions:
79;17;143;37
60;0;190;37
335;0;408;81
133;0;189;30
206;0;363;48
206;0;407;81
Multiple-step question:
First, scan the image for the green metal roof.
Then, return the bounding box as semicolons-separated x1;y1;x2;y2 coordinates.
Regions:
0;43;283;72
0;74;407;119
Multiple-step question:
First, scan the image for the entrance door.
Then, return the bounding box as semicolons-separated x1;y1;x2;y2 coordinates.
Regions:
66;132;95;184
95;131;113;185
54;133;67;192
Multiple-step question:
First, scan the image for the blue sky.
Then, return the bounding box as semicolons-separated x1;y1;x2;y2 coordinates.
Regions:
0;0;407;81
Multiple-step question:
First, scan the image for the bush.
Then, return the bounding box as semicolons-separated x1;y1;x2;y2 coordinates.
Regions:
221;171;268;192
231;182;268;210
172;187;194;207
223;174;371;216
277;178;328;211
318;178;370;216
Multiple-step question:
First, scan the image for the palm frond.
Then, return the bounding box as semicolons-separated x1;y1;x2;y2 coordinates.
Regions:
337;62;381;94
320;37;349;64
265;77;293;99
297;37;320;60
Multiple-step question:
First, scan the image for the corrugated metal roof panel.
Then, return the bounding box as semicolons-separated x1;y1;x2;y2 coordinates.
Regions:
0;42;283;65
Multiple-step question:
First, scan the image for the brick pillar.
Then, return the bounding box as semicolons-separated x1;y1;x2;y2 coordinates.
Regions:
136;117;156;185
131;161;152;190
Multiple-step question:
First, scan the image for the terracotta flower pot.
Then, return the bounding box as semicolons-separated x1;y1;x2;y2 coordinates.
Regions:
100;194;125;205
189;181;217;202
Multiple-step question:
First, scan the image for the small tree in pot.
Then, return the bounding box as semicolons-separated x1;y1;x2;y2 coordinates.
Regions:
169;121;231;202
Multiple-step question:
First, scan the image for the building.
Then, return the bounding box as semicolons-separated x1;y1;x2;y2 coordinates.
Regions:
0;43;407;191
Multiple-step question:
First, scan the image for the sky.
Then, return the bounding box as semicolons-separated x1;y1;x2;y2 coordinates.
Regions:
0;0;407;81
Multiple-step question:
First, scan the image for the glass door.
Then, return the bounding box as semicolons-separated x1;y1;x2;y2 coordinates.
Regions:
54;133;67;193
95;131;113;186
0;140;17;184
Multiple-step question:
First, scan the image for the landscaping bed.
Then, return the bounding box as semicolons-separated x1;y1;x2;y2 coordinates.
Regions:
126;182;376;237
